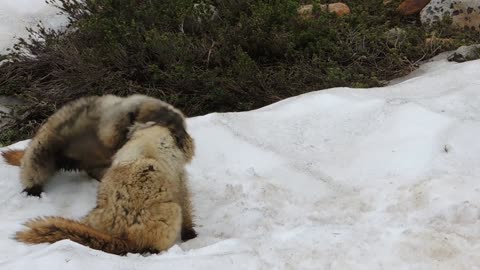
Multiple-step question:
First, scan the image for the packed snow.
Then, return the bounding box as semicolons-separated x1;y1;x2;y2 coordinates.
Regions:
1;2;480;270
0;0;66;54
2;56;480;269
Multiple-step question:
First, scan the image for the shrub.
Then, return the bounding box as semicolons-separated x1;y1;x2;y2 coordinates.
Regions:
0;0;479;144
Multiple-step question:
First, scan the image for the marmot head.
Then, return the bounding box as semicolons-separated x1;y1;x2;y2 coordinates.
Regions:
128;122;195;163
133;100;185;130
124;97;192;157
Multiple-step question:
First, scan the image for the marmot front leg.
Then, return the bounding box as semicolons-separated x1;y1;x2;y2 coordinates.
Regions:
20;130;63;196
179;177;197;241
181;200;197;241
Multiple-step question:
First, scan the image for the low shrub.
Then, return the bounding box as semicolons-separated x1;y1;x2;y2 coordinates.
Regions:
0;0;479;144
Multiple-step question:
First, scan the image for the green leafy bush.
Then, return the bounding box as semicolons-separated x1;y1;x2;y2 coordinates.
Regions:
0;0;479;144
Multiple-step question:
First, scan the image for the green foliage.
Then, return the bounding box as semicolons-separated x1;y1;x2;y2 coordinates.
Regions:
0;126;19;147
0;0;479;144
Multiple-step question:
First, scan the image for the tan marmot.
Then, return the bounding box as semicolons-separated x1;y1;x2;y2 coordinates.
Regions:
15;122;196;254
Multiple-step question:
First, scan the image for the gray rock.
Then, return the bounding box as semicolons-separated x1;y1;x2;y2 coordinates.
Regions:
0;95;25;129
447;44;480;62
421;0;480;32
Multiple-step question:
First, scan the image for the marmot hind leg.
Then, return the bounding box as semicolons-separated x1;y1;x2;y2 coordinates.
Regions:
20;130;63;196
134;202;183;251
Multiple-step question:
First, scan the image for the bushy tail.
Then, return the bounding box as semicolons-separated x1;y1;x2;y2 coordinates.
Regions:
15;217;134;255
1;149;24;166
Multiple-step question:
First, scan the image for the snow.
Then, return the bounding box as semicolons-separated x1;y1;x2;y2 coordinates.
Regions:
1;2;480;270
1;58;480;269
0;0;66;54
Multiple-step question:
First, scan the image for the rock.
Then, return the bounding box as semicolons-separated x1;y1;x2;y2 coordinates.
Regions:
0;96;24;114
447;44;480;62
298;3;351;18
397;0;431;15
421;0;480;32
0;96;24;130
324;3;351;16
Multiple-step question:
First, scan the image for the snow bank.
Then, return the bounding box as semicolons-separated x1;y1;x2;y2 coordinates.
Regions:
0;0;66;54
1;57;480;269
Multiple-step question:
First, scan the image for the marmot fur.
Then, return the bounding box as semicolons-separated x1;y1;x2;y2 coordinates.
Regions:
15;122;197;253
2;94;187;197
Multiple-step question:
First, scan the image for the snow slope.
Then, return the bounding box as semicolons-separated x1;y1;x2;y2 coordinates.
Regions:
0;0;66;54
1;57;480;269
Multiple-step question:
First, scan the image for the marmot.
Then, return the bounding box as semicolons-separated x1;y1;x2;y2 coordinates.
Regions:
15;122;197;254
2;94;187;197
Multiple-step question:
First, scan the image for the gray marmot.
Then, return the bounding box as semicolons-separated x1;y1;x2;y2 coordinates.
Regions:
2;94;187;197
